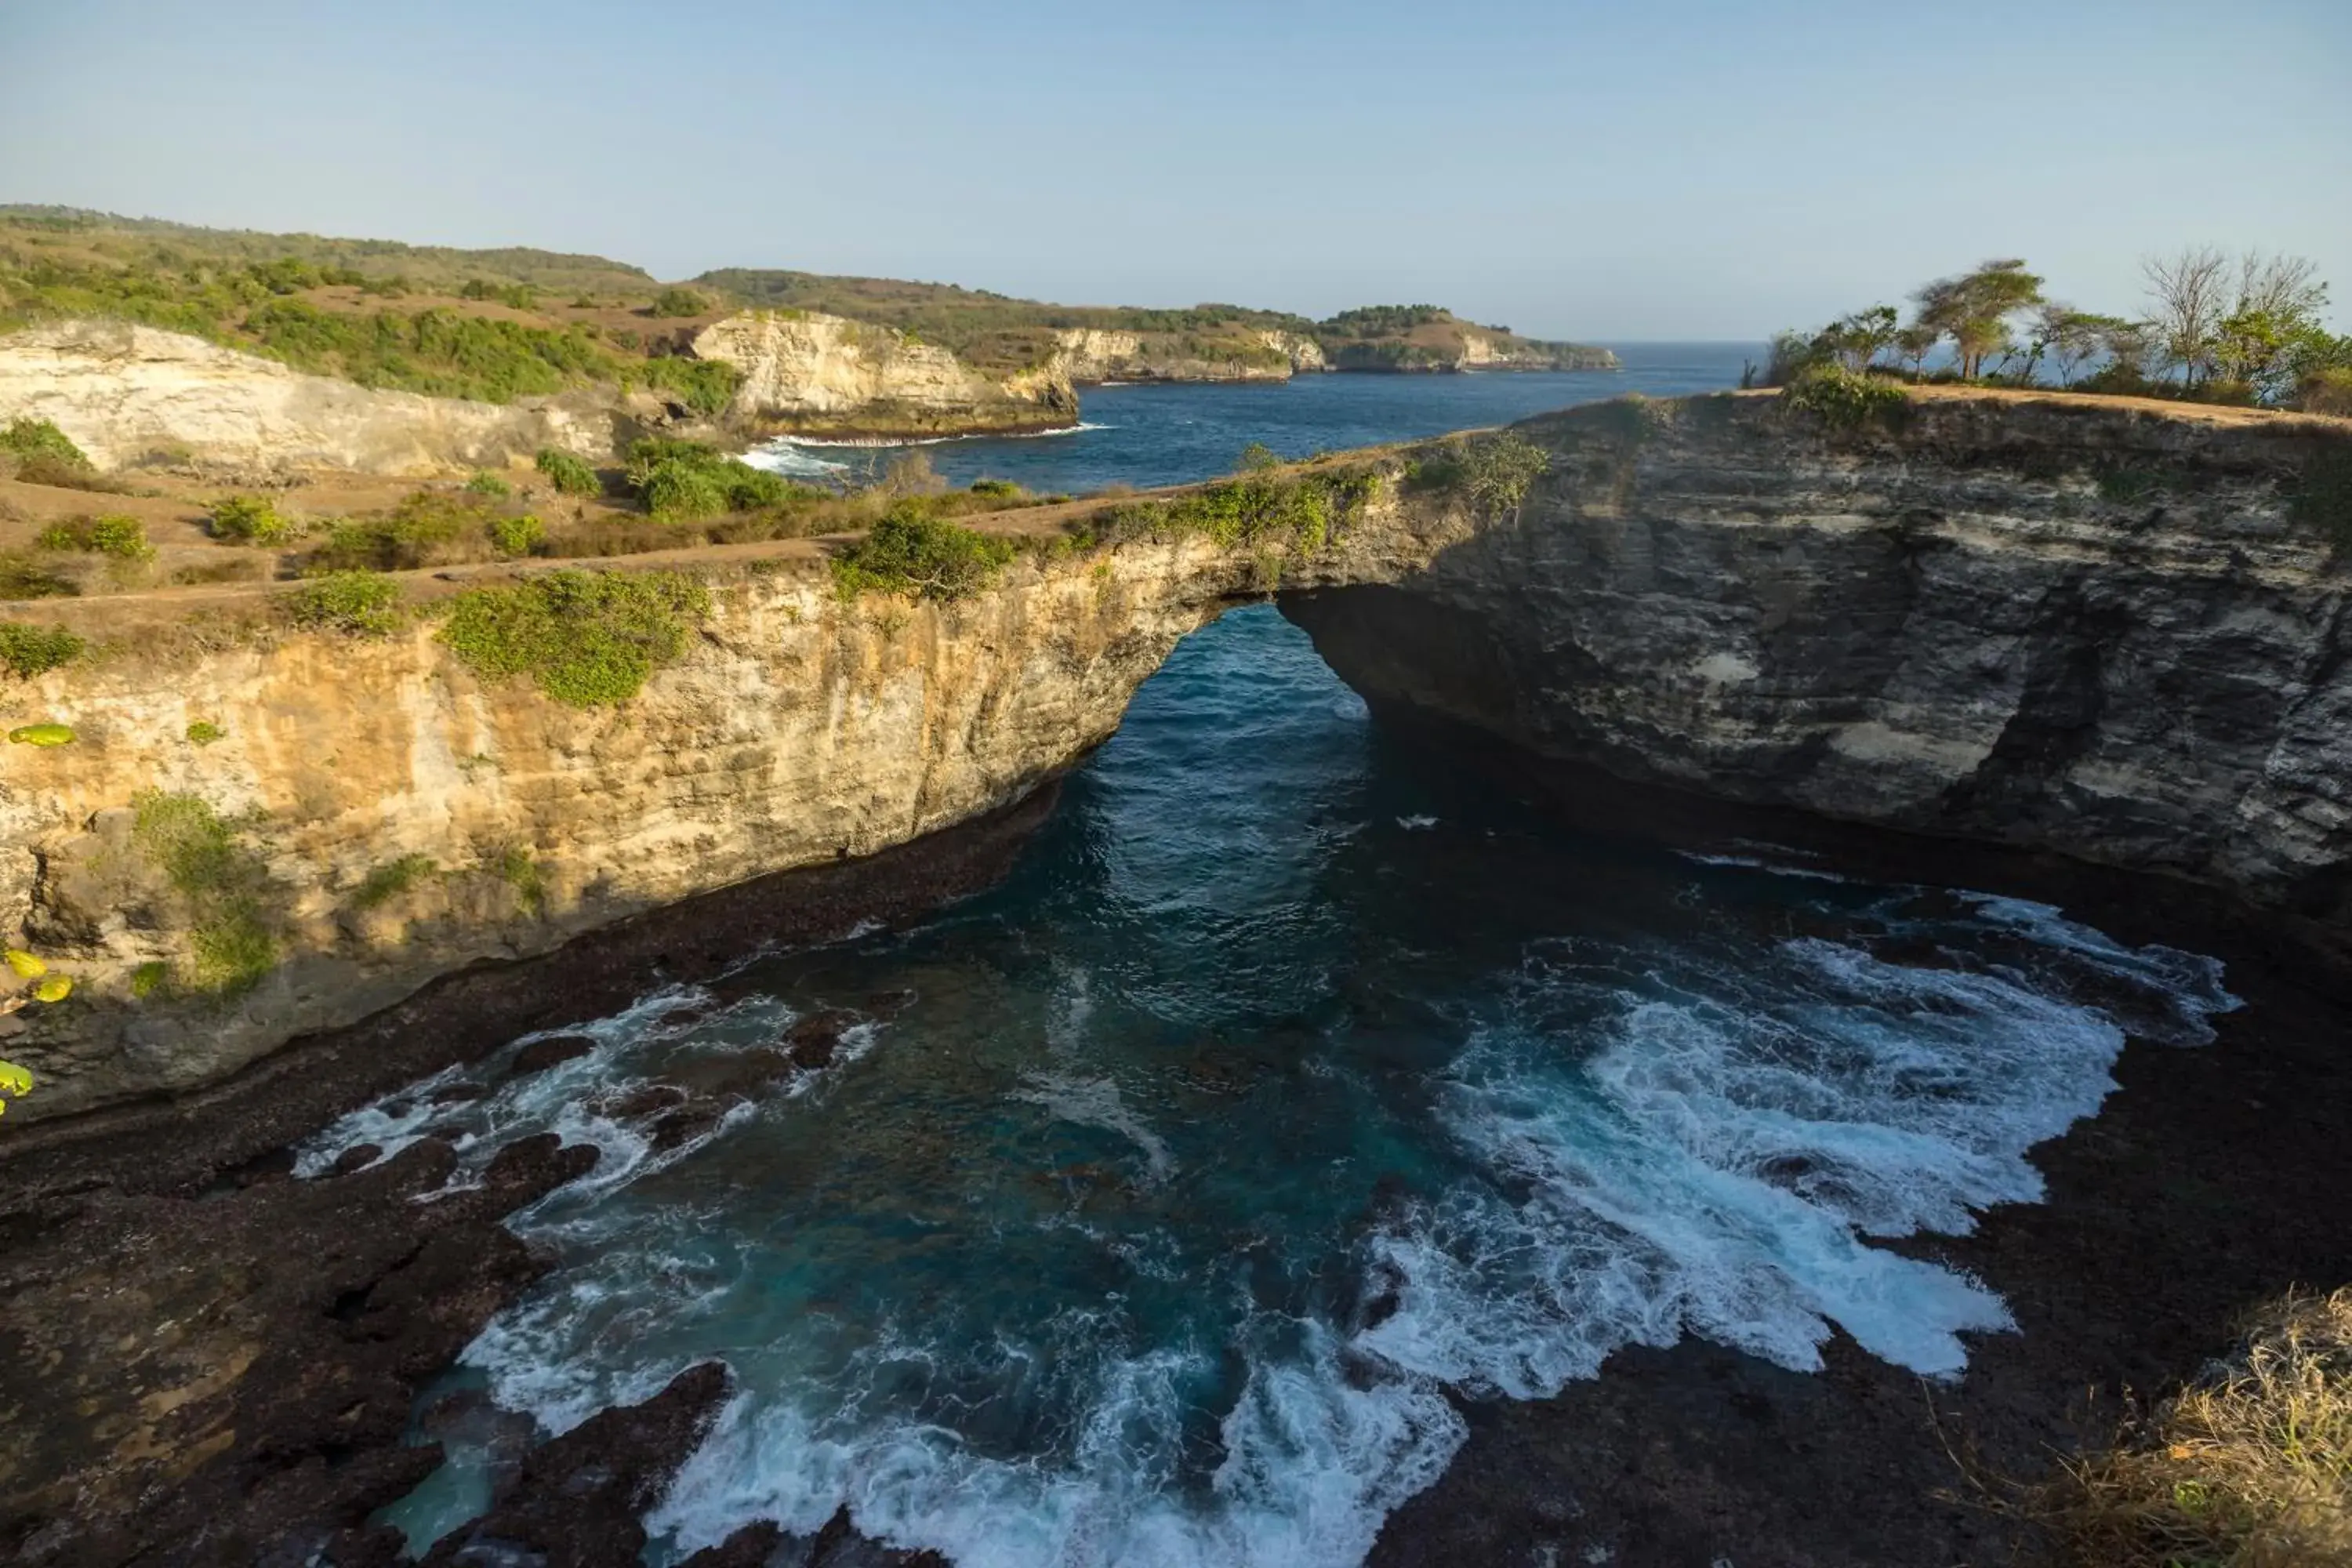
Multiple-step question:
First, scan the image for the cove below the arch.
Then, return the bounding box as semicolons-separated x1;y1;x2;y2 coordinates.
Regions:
310;606;2243;1567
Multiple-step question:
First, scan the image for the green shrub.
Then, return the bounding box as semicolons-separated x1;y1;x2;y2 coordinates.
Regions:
352;853;437;909
285;571;404;637
1408;431;1554;517
1077;465;1382;557
640;457;731;521
487;513;546;557
209;494;301;545
967;477;1023;499
129;789;278;997
650;287;710;318
0;621;84;677
185;720;226;746
535;448;601;497
833;503;1018;602
1783;365;1911;430
636;356;742;419
491;845;546;915
38;513;154;561
625;438;791;519
438;568;710;706
0;554;77;600
464;470;511;499
0;417;90;473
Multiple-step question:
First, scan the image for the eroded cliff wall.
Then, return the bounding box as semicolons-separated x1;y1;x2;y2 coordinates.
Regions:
1049;328;1328;383
0;321;622;476
694;311;1077;438
1288;391;2352;923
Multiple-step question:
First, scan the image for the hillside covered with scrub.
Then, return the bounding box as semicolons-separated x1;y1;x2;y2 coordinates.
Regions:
0;206;1615;421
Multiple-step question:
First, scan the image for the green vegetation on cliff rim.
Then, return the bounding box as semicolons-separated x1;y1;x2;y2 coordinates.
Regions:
130;789;278;997
832;504;1019;603
439;568;710;706
1782;365;1913;430
285;571;405;637
0;621;84;677
1062;451;1384;564
185;720;225;746
1404;430;1552;517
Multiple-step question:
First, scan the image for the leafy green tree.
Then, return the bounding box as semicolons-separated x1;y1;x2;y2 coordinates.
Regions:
1893;323;1941;379
1914;260;2045;380
2031;306;2127;388
1820;306;1900;373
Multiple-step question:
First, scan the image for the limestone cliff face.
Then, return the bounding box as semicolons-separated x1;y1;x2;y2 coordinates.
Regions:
0;321;621;476
1049;328;1327;383
694;311;1077;438
1287;391;2352;924
0;542;1287;1121
9;388;2350;1125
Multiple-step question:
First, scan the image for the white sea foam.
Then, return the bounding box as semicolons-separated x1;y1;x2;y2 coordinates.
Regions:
1358;915;2236;1393
329;884;2239;1568
646;1317;1464;1568
1395;815;1439;831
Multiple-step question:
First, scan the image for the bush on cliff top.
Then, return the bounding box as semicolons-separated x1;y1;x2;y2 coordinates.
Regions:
1781;364;1914;430
285;571;405;637
438;568;710;706
1406;431;1550;518
623;438;793;521
831;503;1018;603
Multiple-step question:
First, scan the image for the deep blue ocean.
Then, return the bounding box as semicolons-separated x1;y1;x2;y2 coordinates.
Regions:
306;350;2240;1566
747;344;1761;493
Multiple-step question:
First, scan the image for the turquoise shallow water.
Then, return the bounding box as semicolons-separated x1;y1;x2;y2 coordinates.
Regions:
307;607;2238;1567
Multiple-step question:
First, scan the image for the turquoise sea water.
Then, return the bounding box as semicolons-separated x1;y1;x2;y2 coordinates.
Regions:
303;354;2241;1564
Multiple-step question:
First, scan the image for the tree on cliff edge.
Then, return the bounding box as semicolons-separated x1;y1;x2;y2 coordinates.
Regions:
1914;260;2045;380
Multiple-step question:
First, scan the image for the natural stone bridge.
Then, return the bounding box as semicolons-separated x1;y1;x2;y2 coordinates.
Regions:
5;388;2350;1123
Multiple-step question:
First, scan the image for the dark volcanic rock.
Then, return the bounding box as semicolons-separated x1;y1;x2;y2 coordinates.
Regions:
783;1010;860;1071
0;1135;596;1566
420;1363;731;1568
508;1033;597;1078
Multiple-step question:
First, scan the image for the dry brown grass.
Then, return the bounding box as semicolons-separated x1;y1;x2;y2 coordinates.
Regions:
2031;1288;2352;1566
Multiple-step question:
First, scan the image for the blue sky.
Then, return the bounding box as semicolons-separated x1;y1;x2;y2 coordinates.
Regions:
6;1;2347;339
